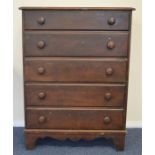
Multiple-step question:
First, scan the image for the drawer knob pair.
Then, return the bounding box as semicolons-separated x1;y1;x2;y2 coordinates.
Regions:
37;41;46;49
37;16;45;25
105;67;114;76
107;17;116;25
38;116;46;123
104;116;111;124
38;92;46;99
37;16;115;26
37;40;115;50
104;92;112;101
37;67;45;75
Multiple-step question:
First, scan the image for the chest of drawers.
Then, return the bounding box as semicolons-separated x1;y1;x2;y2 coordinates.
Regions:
20;7;135;151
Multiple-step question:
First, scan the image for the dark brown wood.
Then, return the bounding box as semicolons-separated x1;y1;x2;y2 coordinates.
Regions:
25;132;37;149
38;92;46;99
37;16;45;25
37;40;45;49
107;40;116;49
123;11;133;130
20;7;135;11
107;17;116;25
24;129;126;150
25;83;126;107
113;134;125;151
37;67;45;75
26;108;124;130
104;92;112;101
38;115;46;123
24;31;129;57
20;7;134;150
24;58;127;82
23;10;130;30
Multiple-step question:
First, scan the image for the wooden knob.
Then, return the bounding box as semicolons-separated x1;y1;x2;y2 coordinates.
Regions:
38;116;46;123
106;67;113;76
104;92;112;101
104;116;111;124
37;67;45;75
37;41;45;49
38;92;46;99
37;16;45;25
107;17;116;25
107;40;115;49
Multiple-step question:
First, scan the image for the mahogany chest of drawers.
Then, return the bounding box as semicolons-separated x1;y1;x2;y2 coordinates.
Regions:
20;7;135;150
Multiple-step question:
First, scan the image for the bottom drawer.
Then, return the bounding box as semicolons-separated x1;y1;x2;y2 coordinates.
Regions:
26;108;124;130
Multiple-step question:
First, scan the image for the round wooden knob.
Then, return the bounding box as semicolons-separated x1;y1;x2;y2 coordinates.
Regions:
37;67;45;75
38;92;46;99
104;92;112;101
105;67;113;76
38;116;46;123
37;16;45;25
37;41;45;49
104;116;111;124
107;17;116;25
107;40;115;49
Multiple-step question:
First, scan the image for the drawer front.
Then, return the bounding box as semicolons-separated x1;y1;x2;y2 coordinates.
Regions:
26;108;124;129
24;31;129;57
25;84;126;107
24;10;130;30
24;58;127;82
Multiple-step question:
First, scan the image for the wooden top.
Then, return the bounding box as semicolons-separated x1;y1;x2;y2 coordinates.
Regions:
19;7;135;11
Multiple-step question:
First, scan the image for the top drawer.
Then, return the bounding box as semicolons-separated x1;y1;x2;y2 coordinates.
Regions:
23;10;130;30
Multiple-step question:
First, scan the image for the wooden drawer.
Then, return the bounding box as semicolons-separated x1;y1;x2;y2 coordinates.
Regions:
26;108;124;130
25;84;126;107
23;10;130;30
24;31;129;57
24;58;127;82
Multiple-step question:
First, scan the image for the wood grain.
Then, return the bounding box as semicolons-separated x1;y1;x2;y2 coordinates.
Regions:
26;108;124;130
20;7;135;10
24;129;126;150
23;10;130;30
24;58;127;82
25;83;126;107
24;31;129;57
21;7;134;150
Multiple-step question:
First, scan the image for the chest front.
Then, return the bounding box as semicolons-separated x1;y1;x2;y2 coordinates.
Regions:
20;7;134;151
